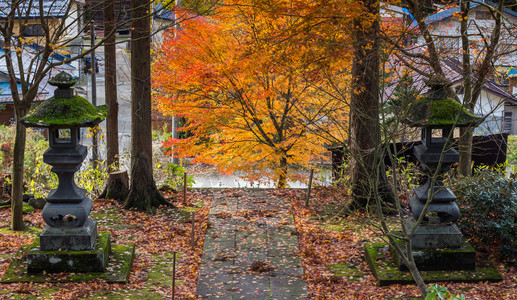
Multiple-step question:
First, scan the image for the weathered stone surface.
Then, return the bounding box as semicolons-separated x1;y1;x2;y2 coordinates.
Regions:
365;242;502;286
39;218;98;251
196;189;307;299
390;239;476;271
405;221;463;249
27;231;110;274
28;197;47;209
22;194;34;202
2;239;134;283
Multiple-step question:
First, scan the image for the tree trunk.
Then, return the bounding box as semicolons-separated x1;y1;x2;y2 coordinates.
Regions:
125;0;170;211
99;170;129;203
458;127;473;176
11;117;26;230
349;0;392;208
277;155;287;188
101;0;128;199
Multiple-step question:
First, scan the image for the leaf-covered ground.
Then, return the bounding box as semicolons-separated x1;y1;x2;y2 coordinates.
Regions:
0;190;211;300
1;187;516;299
288;187;517;299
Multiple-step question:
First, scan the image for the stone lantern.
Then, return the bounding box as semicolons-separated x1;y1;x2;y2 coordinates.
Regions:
21;72;107;273
401;78;480;270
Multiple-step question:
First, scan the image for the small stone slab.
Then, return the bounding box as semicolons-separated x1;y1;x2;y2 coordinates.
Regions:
39;218;98;251
197;259;235;299
232;273;270;299
390;240;476;271
405;220;462;249
27;231;110;273
365;242;502;286
1;241;135;283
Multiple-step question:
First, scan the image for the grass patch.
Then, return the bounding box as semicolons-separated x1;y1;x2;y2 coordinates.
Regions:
328;263;363;282
0;226;41;236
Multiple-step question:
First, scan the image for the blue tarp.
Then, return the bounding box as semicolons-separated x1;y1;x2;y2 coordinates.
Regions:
508;67;517;78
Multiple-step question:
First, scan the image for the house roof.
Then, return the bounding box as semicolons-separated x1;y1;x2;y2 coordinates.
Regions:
0;42;76;104
0;0;82;20
410;0;517;27
0;81;50;104
385;57;517;106
154;3;175;21
442;58;517;104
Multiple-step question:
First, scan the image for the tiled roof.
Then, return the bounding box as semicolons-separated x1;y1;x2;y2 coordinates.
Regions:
154;3;175;21
0;42;76;103
0;0;72;19
384;57;517;105
410;0;517;28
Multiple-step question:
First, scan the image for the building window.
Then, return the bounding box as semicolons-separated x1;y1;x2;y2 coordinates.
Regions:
475;11;492;20
503;111;512;132
23;24;45;37
455;85;465;95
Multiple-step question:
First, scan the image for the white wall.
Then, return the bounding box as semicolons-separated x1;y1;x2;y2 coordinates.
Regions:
416;7;517;65
453;83;507;134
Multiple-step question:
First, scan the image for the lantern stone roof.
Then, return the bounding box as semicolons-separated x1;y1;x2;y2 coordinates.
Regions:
404;96;481;128
21;95;107;128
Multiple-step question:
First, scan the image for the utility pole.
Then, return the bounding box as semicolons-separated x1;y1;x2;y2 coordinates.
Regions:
90;22;99;169
171;0;182;165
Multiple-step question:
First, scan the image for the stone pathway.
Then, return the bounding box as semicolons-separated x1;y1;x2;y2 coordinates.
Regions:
196;189;307;299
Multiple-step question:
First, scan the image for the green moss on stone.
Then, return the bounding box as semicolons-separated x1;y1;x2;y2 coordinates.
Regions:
1;241;135;283
22;96;107;127
406;97;480;127
22;203;35;214
364;242;503;286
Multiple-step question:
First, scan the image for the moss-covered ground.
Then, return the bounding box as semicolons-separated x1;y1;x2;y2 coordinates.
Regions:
290;187;517;299
0;190;212;299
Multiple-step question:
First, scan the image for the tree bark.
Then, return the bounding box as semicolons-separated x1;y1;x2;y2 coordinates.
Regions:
101;0;128;199
125;0;170;211
458;127;474;176
11;117;27;231
277;155;287;188
99;170;129;203
349;0;393;208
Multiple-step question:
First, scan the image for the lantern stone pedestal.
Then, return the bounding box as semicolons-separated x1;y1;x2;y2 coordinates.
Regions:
27;231;110;274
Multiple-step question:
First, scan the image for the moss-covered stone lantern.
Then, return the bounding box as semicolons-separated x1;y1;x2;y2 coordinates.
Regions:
21;72;107;272
399;78;480;270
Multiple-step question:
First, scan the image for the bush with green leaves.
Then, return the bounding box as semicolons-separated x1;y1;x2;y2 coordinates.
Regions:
452;168;517;261
425;284;465;300
0;125;108;199
507;135;517;166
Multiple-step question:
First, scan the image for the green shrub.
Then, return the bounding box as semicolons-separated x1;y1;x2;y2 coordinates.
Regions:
0;125;108;199
507;135;517;166
426;284;465;300
453;169;517;261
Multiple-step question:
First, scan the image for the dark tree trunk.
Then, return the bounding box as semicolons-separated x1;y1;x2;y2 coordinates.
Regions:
458;127;474;176
11;117;27;231
349;0;393;209
100;0;128;199
104;0;118;170
125;0;170;211
277;155;287;188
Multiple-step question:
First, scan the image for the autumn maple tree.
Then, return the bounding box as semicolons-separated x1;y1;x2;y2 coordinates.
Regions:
153;1;349;187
